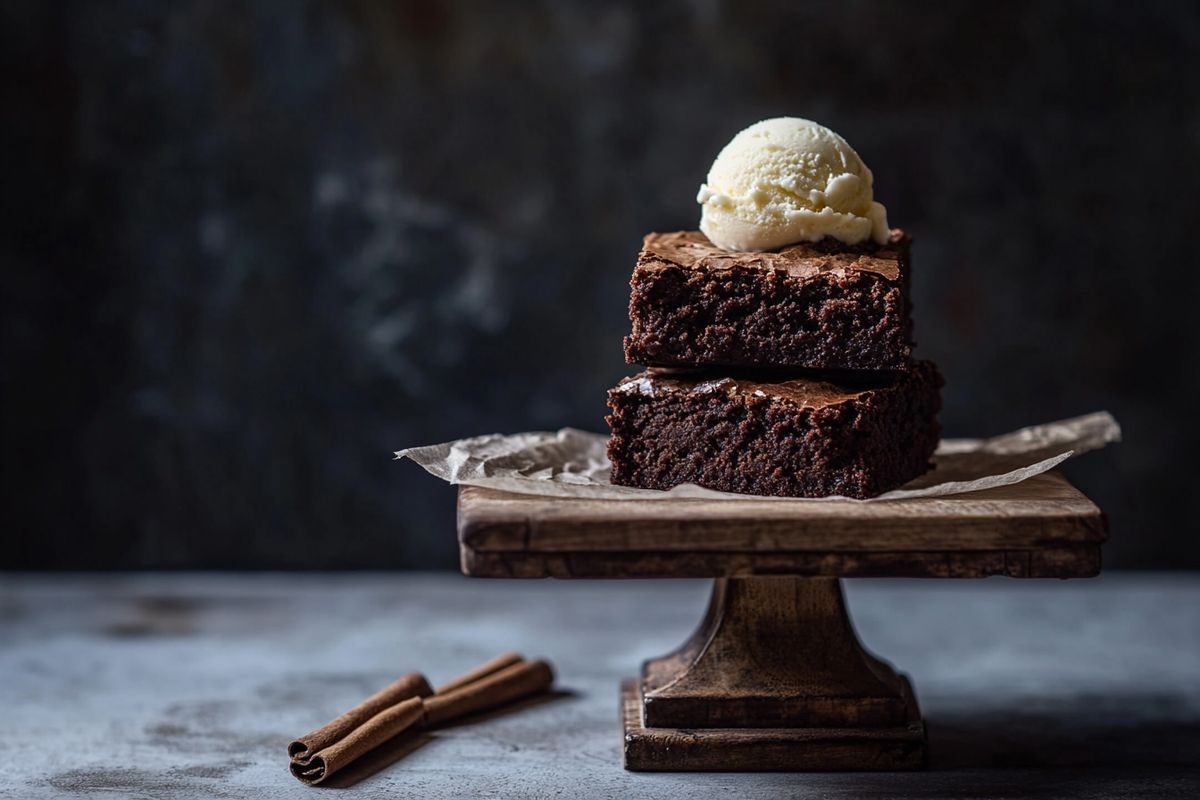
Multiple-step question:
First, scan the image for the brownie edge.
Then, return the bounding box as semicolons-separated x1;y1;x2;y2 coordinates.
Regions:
606;362;942;499
624;230;914;371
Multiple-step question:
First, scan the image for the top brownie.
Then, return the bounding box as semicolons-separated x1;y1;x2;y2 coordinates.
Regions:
623;230;914;372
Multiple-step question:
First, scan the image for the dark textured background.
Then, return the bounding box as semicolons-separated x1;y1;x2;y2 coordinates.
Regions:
3;1;1198;569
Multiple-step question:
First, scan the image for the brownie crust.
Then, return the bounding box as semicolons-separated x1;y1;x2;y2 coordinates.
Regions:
606;361;942;499
624;231;914;372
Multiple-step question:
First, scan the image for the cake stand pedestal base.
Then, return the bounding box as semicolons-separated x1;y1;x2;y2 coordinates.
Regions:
622;576;925;771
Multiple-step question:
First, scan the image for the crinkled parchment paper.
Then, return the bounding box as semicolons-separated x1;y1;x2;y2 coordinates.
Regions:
396;411;1120;502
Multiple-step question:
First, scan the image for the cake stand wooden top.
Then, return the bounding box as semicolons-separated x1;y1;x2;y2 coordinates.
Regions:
456;470;1105;579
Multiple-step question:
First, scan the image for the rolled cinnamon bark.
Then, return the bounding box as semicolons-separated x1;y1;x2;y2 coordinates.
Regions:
290;696;425;785
424;659;554;727
435;651;522;694
287;672;432;762
287;656;554;785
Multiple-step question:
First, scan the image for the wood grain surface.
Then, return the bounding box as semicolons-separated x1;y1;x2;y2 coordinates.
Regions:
623;576;929;769
622;681;927;771
639;577;918;729
457;470;1106;579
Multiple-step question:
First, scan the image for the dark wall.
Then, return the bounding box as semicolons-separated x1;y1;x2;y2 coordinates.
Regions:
3;1;1198;569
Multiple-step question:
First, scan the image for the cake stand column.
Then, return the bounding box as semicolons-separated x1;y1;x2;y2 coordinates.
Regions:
624;576;926;771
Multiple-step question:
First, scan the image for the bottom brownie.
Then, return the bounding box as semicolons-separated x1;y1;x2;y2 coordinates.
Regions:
606;362;942;499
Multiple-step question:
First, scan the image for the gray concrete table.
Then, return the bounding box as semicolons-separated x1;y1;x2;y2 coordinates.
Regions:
2;573;1198;799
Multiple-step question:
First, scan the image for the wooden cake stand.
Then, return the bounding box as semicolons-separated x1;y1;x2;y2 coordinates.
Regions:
455;470;1106;771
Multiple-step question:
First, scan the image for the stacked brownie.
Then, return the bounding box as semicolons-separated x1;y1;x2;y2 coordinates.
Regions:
606;230;943;499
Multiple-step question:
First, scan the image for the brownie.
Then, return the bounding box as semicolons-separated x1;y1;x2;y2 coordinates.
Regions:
606;361;942;499
623;230;914;372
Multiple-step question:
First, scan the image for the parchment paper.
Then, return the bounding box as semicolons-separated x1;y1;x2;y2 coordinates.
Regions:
395;411;1120;502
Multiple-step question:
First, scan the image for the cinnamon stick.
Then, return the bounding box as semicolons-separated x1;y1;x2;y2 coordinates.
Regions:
434;651;522;694
287;672;432;762
288;655;554;785
290;695;424;784
424;659;554;727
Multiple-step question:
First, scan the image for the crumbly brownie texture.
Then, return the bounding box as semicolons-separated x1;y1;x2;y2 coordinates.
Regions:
606;361;942;499
624;230;914;372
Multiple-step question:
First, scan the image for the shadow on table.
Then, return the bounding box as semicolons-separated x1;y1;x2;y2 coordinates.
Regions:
927;690;1200;771
320;689;578;788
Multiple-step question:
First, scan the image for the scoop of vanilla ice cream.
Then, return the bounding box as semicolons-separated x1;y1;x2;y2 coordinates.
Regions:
697;118;889;251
